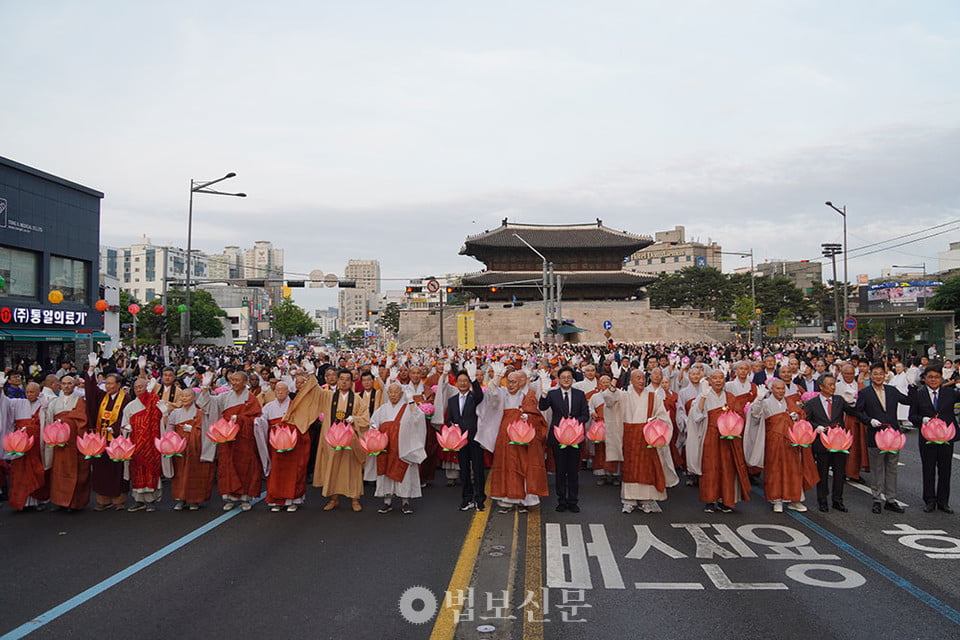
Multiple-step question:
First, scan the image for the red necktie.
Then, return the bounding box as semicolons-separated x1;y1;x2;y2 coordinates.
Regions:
826;397;833;418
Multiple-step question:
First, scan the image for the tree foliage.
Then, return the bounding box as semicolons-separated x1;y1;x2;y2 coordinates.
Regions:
927;276;960;317
121;288;226;343
647;266;815;321
270;298;317;340
378;302;401;334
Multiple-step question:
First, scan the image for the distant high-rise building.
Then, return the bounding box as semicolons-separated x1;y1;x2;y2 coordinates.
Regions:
207;245;244;280
755;260;823;296
100;235;208;303
339;259;381;330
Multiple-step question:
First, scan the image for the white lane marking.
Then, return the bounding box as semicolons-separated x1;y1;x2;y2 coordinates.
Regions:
846;480;908;507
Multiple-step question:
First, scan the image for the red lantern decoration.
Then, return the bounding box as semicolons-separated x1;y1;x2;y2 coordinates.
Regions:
95;299;109;312
154;304;165;315
128;303;141;315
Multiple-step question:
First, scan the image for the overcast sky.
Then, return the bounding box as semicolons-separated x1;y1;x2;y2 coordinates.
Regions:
3;1;958;310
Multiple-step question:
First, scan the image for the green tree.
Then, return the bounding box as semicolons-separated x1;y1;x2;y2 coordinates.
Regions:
378;302;401;334
647;267;730;314
135;289;226;343
327;330;342;346
728;295;756;331
270;298;317;340
927;276;960;317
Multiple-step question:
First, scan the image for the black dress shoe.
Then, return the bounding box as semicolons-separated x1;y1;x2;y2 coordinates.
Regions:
832;502;848;512
923;503;937;513
568;505;581;513
555;504;568;512
939;505;955;514
871;502;882;514
818;503;829;513
884;502;905;513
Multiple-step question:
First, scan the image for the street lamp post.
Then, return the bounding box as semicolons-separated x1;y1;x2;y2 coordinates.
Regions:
825;202;848;336
183;173;246;347
513;233;550;343
822;243;842;343
722;249;756;346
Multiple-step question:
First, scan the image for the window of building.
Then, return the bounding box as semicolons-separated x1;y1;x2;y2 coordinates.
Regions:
647;259;652;265
660;257;666;263
686;256;691;261
674;256;680;262
0;246;40;300
49;256;89;303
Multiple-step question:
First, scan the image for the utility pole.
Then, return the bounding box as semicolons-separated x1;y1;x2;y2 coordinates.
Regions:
822;243;842;343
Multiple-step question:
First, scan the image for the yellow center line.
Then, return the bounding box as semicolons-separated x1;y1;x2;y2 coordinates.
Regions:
429;477;492;640
523;506;544;640
503;508;521;636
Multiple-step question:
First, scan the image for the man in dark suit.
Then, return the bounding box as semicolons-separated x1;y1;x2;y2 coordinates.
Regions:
538;366;590;513
806;374;857;512
751;355;779;386
446;362;485;512
909;366;960;513
794;365;820;394
855;363;912;514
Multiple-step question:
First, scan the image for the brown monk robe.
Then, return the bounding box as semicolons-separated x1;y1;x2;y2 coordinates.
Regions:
2;384;49;511
45;377;90;510
488;373;550;508
165;389;216;508
84;369;132;510
687;371;751;510
836;367;869;479
745;387;819;507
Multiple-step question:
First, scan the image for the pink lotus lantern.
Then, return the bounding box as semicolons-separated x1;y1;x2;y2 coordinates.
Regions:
77;432;107;459
800;390;820;403
325;421;354;450
155;431;187;458
788;420;816;447
207;418;239;444
2;429;34;457
875;427;906;454
318;412;325;423
554;417;585;449
269;425;299;453
437;425;468;451
717;410;744;439
742;402;752;417
921;418;956;445
752;350;762;359
643;419;670;448
359;429;389;456
507;420;536;445
820;427;854;453
213;385;230;394
43;421;71;448
681;356;691;366
430;384;438;394
105;436;135;462
417;402;435;418
587;420;606;443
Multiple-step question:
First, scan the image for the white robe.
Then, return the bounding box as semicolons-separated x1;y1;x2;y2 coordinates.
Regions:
44;392;81;470
602;387;678;502
744;396;789;468
370;401;427;499
164;403;218;480
253;398;291;477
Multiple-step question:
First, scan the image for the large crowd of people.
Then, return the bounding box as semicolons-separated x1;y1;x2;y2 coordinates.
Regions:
1;339;957;518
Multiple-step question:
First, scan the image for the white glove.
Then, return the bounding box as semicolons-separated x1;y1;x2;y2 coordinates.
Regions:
443;361;452;374
520;413;528;421
230;414;237;422
922;417;931;425
492;361;505;377
201;371;214;388
370;365;379;378
611;361;622;379
88;352;99;368
870;419;882;428
465;361;477;382
146;377;157;393
138;355;147;371
540;375;552;396
301;359;316;375
816;425;826;433
346;415;354;424
157;400;169;415
0;372;6;387
389;367;399;382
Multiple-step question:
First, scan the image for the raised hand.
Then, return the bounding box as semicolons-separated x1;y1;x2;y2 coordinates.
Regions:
201;371;214;388
146;377;157;393
88;352;99;369
465;361;478;382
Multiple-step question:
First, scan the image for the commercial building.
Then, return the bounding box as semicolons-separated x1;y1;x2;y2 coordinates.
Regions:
755;260;823;296
624;225;722;275
938;241;960;273
0;155;105;369
197;283;271;346
313;306;340;335
101;235;208;303
339;259;380;331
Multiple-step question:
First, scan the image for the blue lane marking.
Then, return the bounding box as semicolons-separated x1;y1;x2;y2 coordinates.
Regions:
747;486;960;626
1;495;264;640
786;510;960;626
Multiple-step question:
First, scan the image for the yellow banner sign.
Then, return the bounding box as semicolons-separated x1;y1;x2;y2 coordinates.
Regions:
457;311;475;350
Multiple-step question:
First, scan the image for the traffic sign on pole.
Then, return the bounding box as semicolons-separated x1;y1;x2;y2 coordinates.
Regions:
602;320;613;331
843;316;857;331
426;279;440;294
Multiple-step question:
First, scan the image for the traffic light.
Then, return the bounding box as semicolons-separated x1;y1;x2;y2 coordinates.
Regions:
405;286;422;293
550;319;558;333
246;279;266;287
338;280;357;288
286;280;305;288
367;310;379;316
445;286;457;294
489;286;499;293
159;314;167;335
